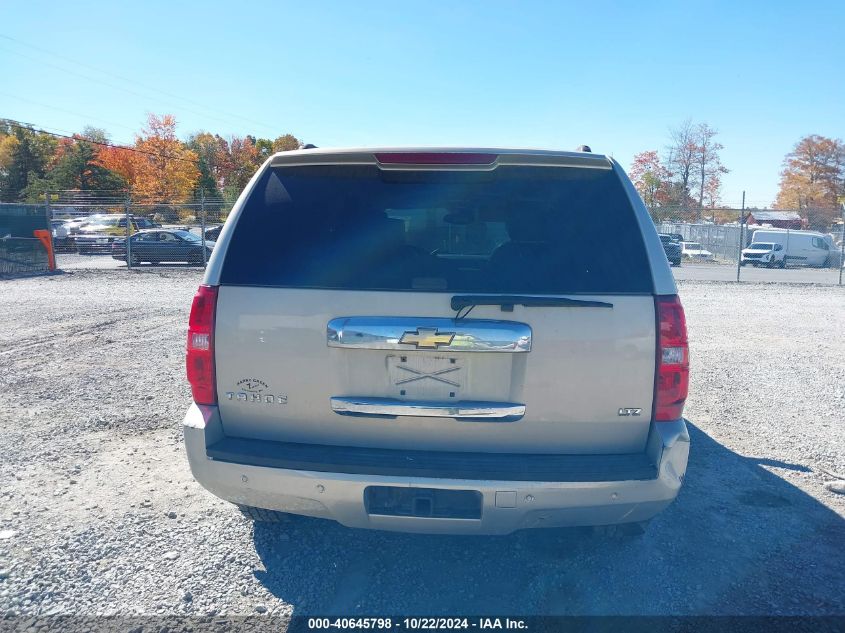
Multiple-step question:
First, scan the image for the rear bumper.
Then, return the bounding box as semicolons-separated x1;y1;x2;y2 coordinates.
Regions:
183;404;689;535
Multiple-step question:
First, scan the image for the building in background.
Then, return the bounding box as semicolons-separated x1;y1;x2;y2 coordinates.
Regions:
746;211;805;230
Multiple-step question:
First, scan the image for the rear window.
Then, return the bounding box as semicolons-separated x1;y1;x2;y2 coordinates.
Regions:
220;164;653;294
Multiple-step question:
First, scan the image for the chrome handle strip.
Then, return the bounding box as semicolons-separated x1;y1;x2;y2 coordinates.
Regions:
326;317;531;352
331;397;525;421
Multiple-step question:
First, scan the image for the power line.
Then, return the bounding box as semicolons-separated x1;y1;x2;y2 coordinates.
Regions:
0;32;277;131
0;34;281;135
0;91;137;134
2;118;200;165
0;45;272;135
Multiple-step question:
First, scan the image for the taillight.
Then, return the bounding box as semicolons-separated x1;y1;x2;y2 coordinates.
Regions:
186;285;219;405
655;295;689;421
374;152;498;165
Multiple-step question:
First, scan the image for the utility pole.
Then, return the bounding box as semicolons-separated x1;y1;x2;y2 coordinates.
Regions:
201;190;207;266
839;202;844;286
736;191;745;282
125;195;132;270
44;190;51;235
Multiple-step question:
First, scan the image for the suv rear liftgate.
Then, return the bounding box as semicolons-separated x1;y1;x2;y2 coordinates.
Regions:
183;148;690;534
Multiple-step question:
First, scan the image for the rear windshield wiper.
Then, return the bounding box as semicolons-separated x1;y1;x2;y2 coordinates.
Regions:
451;295;614;313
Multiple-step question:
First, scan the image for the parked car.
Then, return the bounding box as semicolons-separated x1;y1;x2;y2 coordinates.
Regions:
64;215;104;236
75;216;156;254
112;229;214;265
745;229;835;268
203;225;223;242
182;147;690;536
658;233;682;266
50;220;74;252
681;241;714;261
740;242;786;268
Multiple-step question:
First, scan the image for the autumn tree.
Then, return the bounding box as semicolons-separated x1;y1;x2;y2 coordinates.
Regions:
256;134;303;160
223;136;260;198
129;114;200;203
664;119;698;214
663;120;729;220
692;123;728;218
0;123;18;173
2;116;305;205
702;172;722;210
272;134;301;153
0;132;19;192
629;150;670;219
775;134;844;229
96;145;136;187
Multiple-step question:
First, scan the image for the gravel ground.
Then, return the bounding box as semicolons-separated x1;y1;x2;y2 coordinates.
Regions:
0;269;843;619
674;261;843;285
54;251;845;284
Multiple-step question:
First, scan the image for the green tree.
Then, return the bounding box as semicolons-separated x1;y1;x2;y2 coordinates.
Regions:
186;132;228;199
23;137;126;201
0;121;55;202
255;138;274;160
255;134;302;160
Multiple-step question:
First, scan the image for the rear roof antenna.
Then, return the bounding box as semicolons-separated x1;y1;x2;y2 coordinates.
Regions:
302;143;317;149
576;145;592;153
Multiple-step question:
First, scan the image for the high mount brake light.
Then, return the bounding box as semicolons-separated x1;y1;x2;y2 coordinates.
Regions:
186;285;219;405
374;152;498;165
654;295;689;422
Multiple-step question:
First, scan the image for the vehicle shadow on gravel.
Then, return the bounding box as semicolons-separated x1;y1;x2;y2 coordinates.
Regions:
251;423;845;615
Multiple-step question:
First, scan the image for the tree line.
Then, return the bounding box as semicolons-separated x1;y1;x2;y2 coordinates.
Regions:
630;120;844;230
2;114;842;230
0;114;302;204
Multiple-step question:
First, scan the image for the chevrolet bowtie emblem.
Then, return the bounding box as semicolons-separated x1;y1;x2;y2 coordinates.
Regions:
399;328;456;349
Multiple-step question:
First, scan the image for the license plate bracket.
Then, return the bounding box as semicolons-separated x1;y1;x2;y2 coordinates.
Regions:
387;354;465;400
365;486;482;519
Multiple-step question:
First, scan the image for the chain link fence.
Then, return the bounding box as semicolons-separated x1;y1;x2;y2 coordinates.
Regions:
658;222;744;262
658;221;844;269
0;203;53;276
0;237;51;276
5;196;844;282
42;197;234;270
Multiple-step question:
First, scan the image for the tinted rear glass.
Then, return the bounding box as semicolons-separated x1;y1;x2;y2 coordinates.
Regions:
220;164;653;293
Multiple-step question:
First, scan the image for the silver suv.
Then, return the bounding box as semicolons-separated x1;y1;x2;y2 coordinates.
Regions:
183;148;690;535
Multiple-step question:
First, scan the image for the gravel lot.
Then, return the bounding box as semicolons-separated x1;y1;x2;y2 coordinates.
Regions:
674;261;843;285
54;251;845;284
0;269;843;618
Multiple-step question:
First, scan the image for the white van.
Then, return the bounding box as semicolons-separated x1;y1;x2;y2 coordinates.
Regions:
745;229;833;268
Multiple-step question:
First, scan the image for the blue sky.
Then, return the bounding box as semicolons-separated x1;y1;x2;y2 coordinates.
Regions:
2;0;843;207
